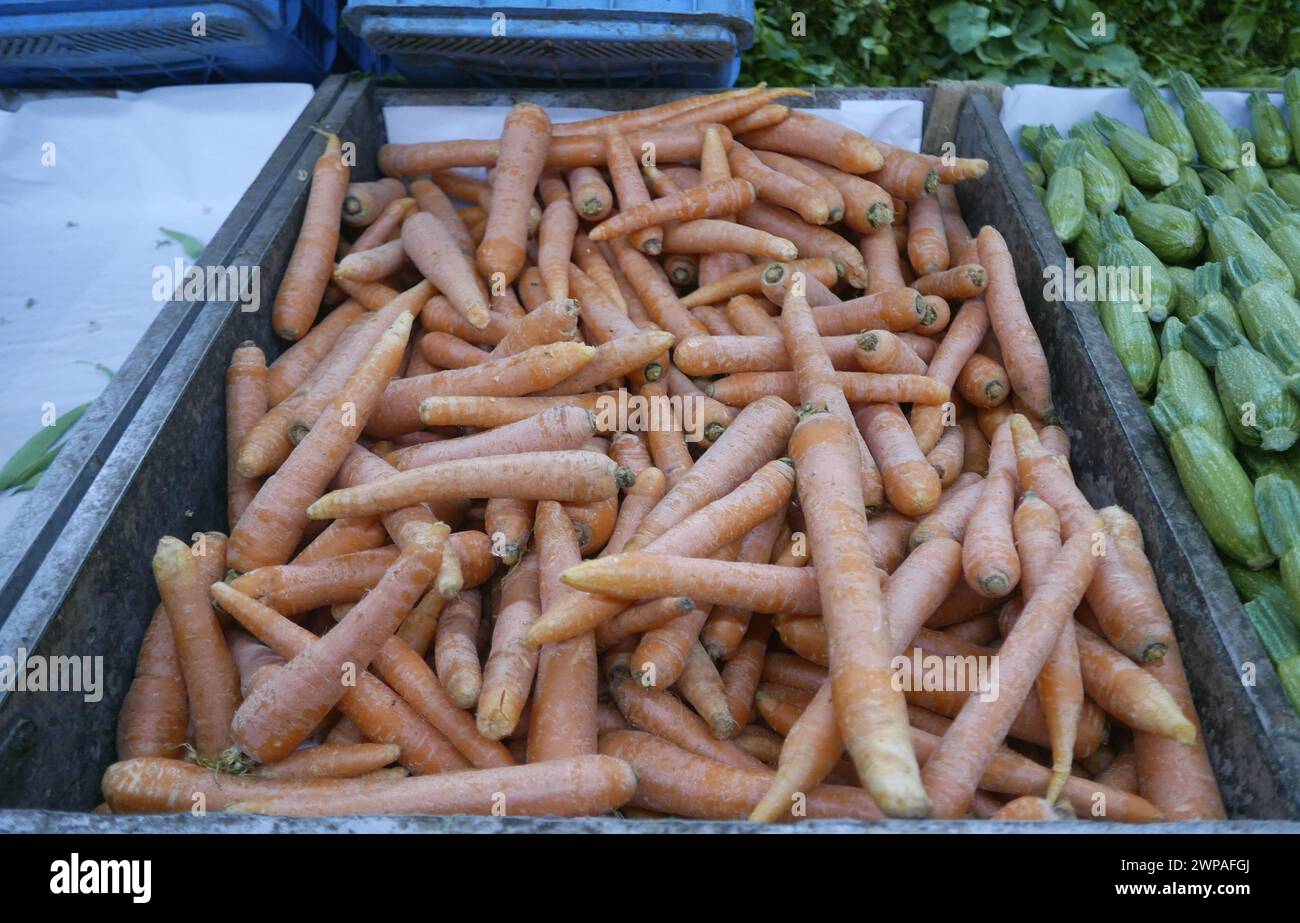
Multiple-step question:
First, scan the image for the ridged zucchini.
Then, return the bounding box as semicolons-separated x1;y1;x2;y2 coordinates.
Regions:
1092;113;1180;189
1170;71;1240;171
1130;73;1197;165
1045;140;1086;243
1223;255;1300;377
1074;209;1105;269
1225;562;1299;627
1243;598;1300;695
1240;443;1300;492
1022;124;1066;174
1195;167;1248;216
1248;91;1293;169
1269;170;1300;210
1196;195;1295;295
1256;474;1300;619
1285;69;1300;165
1097;237;1160;394
1184;262;1246;333
1024;160;1046;187
1168;265;1197;315
1182;311;1300;451
1149;394;1274;568
1119;185;1204;264
1099;212;1174;321
1158;318;1234;449
1068;122;1131;195
1244;191;1300;293
1232;129;1270;195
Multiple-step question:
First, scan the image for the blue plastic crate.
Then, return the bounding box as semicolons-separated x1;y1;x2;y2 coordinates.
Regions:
343;0;754;88
0;0;342;88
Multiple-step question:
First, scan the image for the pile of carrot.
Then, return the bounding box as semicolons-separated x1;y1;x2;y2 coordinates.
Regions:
100;85;1224;824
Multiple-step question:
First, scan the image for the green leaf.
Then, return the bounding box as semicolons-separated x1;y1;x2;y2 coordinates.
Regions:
159;227;204;260
8;445;61;493
941;1;991;54
0;402;88;490
1085;43;1140;82
75;360;115;380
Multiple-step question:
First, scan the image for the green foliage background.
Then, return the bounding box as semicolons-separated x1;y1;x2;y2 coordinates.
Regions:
741;0;1300;88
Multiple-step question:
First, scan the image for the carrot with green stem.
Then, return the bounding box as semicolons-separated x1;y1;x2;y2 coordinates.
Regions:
962;421;1021;598
567;166;613;219
273;131;348;340
791;411;928;817
226;343;267;529
228;311;413;571
978;226;1054;421
476;103;550;284
920;525;1102;819
266;301;364;407
425;588;479;711
369;340;596;437
528;500;599;762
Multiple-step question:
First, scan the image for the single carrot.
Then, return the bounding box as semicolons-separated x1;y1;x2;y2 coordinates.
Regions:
416;393;602;428
790;412;927;818
291;515;389;565
591;177;755;243
857;403;941;517
1086;506;1177;664
854;329;928;376
759;259;841;309
266;300;363;407
477;102;551;284
866;140;941;201
669;642;736;740
673;334;861;376
228;311;413;571
749;681;843;823
907;299;988;454
920;526;1101;819
352;195;417;252
977;226;1054;421
273;132;348;340
910;470;985;548
962;421;1021;598
489;296;581;357
596;597;694;649
739;200;868;288
706;370;948;407
402;211;490;328
226;342;267;529
370;340;596;437
477;551;542;740
656;86;808;130
956;352;1010;409
229;755;635;817
537;198;578;301
603;130;662;255
419;331;488;369
926;422;966;486
528;500;599;762
567;166;613;219
253;743;401;780
409;177;477;257
429;589;481;710
690;303;732;335
726;103;790;135
342;178;404;227
334;237;410;283
906;194;950;275
729;143;829;225
539;329;676;396
551;88;759;137
600;729;882;821
607;237;707;340
391;405;596;471
751;149;847;223
807;288;928;335
701;513;786;659
915;264;987;302
396;589;447;657
792;156;894;231
859;224;906;295
681;257;837;308
739;112;883;173
1073;623;1195;743
661;219;797;261
990;796;1072;821
151;536;240;760
484;497;536;566
308;450;632;520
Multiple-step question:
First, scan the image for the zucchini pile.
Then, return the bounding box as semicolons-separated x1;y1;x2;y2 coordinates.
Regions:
1022;70;1300;716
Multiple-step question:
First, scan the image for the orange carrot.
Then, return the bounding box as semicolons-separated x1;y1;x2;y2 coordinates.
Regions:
226;342;267;529
961;421;1021;598
539;329;676;396
334;238;410;283
477;551;542;740
672;641;738;740
656;86;809;130
956;352;1010;409
857;403;941;517
402;211;490;328
528;500;599;762
680;257;837;309
415;393;601;429
608;237;707;340
1073;623;1195;744
538;198;578;301
353;195;417;252
906;195;950;275
476;103;551;284
662;219;797;261
921;527;1101;819
739;112;883;173
978;226;1053;420
729;143;830;225
595;596;694;649
151;537;240;760
419;331;488;369
603;130;662;255
706;370;948;407
690;302;732;334
806;287;927;335
485;497;535;565
392;406;597;472
751;149;847;223
915;264;987;301
1085;506;1177;664
291;516;389;565
701;513;786;659
860;224;906;295
228;311;412;571
273;132;348;340
926;422;966;486
726;103;790;135
591;177;755;242
991;795;1072;821
790;412;926;817
909;471;985;547
740;200;868;288
550;88;759;137
342;178;404;227
793;156;894;231
867;140;941;201
854;329;929;376
673;334;861;376
266;300;363;407
568;166;613;219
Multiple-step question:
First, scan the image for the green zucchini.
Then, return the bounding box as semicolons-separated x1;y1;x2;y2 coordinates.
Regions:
1244;190;1300;293
1255;474;1300;618
1149;394;1274;568
1023;160;1046;187
1074;209;1105;269
1195;167;1249;216
1278;657;1300;715
1158;318;1234;450
1195;196;1295;295
1225;563;1299;630
1156;178;1206;213
1098;212;1174;321
1247;91;1293;168
1244;595;1300;664
1033;184;1046;205
1092;113;1180;190
1068;122;1131;195
1045;140;1086;243
1269;170;1300;210
1232;128;1270;195
1130;73;1197;165
1097;238;1160;394
1182;311;1300;451
1119;185;1204;264
1284;70;1300;166
1223;255;1300;382
1170;71;1240;171
1023;124;1066;174
1184;262;1246;332
1240;443;1300;493
1168;264;1197;315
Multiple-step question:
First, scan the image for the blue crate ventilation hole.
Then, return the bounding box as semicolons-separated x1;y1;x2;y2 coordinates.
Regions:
0;1;342;88
344;0;755;88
